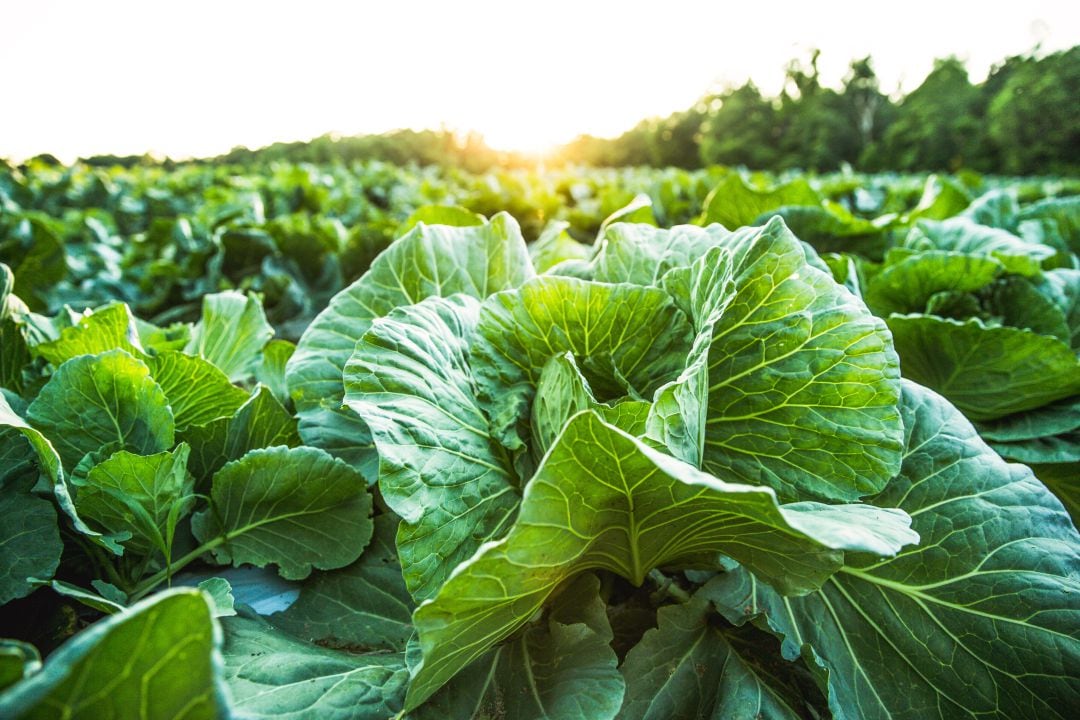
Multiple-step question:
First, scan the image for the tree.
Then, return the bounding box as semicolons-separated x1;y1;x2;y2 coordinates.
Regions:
773;51;859;171
986;47;1080;175
871;57;981;171
698;82;780;168
842;57;896;153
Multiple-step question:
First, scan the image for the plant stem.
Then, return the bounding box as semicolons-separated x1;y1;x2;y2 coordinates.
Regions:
127;537;224;602
80;538;129;591
647;568;693;604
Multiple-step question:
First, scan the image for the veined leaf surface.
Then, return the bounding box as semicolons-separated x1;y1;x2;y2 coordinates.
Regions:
0;589;227;719
221;614;409;719
471;275;693;455
191;446;372;580
654;218;904;503
26;349;174;470
344;295;518;600
708;381;1080;720
286;213;532;470
405;411;916;710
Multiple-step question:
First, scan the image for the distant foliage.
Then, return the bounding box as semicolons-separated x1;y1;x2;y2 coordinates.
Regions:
564;47;1080;175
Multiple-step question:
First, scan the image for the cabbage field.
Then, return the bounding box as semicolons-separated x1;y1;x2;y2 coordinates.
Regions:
0;160;1078;719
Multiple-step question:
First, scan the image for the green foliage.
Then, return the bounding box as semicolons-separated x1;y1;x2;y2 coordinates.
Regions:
191;446;373;580
987;48;1080;175
286;214;533;477
220;613;409;719
0;160;1077;720
560;48;1079;175
0;590;227;719
708;381;1080;719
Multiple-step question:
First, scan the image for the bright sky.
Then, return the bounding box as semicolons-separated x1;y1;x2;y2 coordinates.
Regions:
2;0;1077;161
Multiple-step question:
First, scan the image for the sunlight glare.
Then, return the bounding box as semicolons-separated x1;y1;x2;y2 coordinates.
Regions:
1;0;1077;160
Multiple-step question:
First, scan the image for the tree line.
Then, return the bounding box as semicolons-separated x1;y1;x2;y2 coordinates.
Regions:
559;47;1078;175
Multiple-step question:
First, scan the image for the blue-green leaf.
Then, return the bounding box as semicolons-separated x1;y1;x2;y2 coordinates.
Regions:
344;295;518;600
0;589;227;719
708;381;1080;720
286;213;532;473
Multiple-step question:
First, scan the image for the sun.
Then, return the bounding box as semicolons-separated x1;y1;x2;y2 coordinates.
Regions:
478;126;569;157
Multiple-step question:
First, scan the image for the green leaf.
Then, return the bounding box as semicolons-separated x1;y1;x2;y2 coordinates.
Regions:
286;213;532;471
821;252;867;297
135;318;192;355
13;309;64;347
977;397;1080;442
1042;268;1080;350
404;411;916;710
600;193;657;233
907;174;970;221
33;303;144;367
655;218;904;503
191;446;373;580
2;214;66;311
181;385;300;490
592;223;731;285
90;580;128;606
0;485;61;605
977;398;1080;464
344;295;518;600
984;403;1080;464
38;580;126;614
0;589;227;719
983;275;1071;341
0;395;117;553
1018;196;1080;255
401;205;486;233
185;290;273;382
765;202;890;260
196;578;236;618
597;400;652;437
471;275;692;456
887;315;1080;420
708;381;1080;720
255;339;296;406
410;573;624;720
73;444;195;556
961;188;1019;230
530;352;653;459
143;351;249;431
699;174;821;229
25;349;175;471
1030;463;1079;525
905;218;1055;276
0;317;29;393
864;251;1001;316
531;352;600;456
618;593;819;720
0;641;40;693
989;432;1080;465
529;220;592;274
271;514;413;652
0;264;17;316
220;614;408;719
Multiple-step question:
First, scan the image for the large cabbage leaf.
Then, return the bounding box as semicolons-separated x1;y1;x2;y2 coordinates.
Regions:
286;214;533;475
403;411;916;710
344;295;519;600
707;381;1080;719
652;218;903;502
